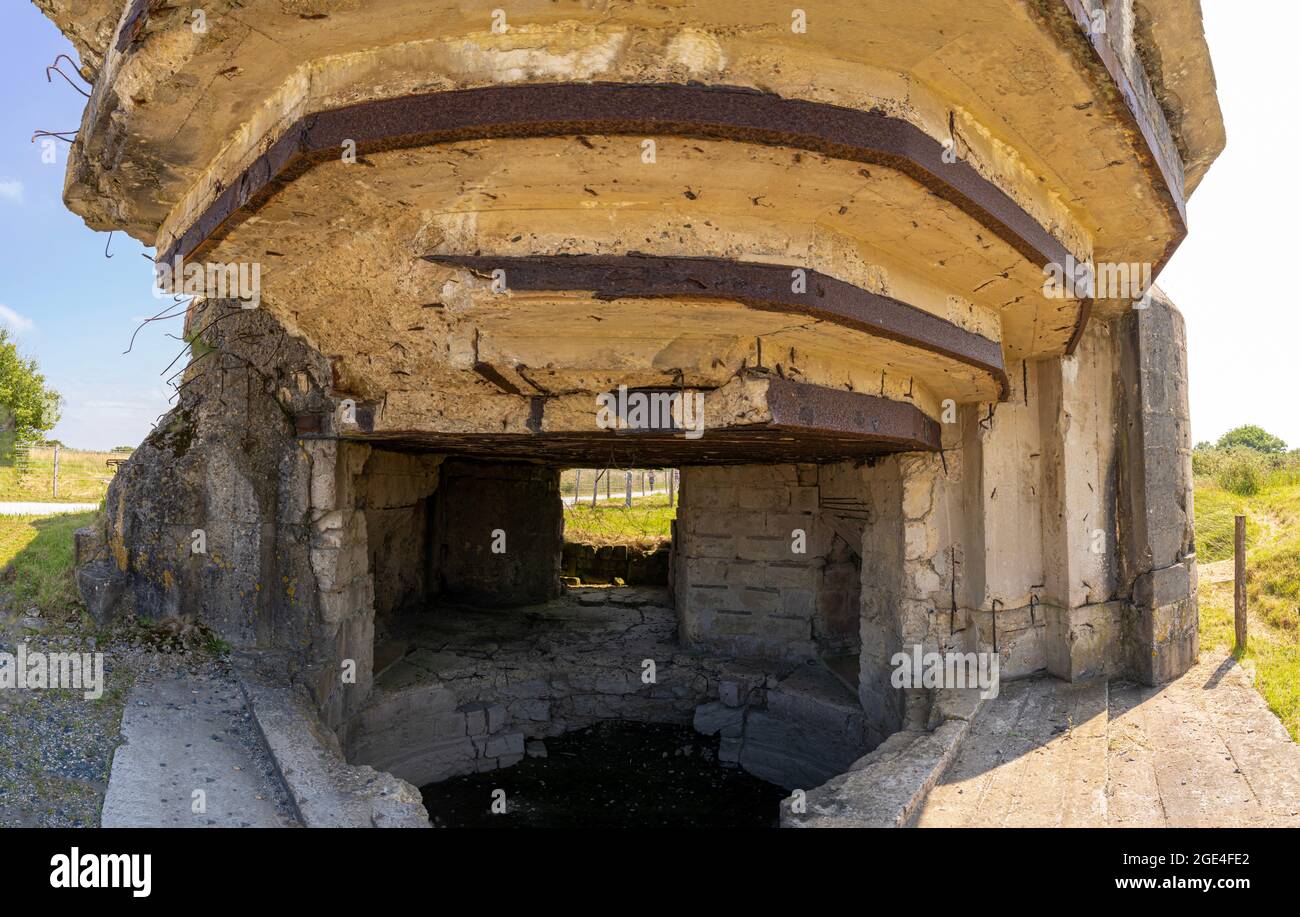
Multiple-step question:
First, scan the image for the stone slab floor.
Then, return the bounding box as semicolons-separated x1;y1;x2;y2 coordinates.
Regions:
912;654;1300;827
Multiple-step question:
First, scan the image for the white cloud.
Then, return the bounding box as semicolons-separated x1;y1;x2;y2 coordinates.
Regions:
0;304;35;334
0;179;23;203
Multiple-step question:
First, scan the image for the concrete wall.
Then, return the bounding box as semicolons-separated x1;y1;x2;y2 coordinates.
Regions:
430;459;564;606
357;450;442;621
673;463;842;663
1118;293;1198;682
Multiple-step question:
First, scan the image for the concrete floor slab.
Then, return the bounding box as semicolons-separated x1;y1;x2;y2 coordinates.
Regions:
912;653;1300;827
101;675;298;827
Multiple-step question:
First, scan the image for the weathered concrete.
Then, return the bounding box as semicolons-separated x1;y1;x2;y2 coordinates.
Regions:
238;668;429;828
345;588;868;793
44;0;1225;827
910;655;1300;827
101;675;297;828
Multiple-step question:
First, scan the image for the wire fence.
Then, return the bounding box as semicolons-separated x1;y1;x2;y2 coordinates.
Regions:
560;467;679;506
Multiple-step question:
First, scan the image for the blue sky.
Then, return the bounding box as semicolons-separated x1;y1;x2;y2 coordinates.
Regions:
0;3;173;450
0;2;1293;451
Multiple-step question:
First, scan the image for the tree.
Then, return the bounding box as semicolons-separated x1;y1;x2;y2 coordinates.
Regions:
1216;424;1286;454
0;329;61;455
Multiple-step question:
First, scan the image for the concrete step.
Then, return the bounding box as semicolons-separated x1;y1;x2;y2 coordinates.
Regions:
101;675;299;827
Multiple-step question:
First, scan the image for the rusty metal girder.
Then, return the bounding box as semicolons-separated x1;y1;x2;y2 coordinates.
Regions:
425;253;1009;400
157;82;1089;352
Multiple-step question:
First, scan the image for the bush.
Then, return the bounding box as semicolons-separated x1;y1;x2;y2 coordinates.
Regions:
1217;451;1263;495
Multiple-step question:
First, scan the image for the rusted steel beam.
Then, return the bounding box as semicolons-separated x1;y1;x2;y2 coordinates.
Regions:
424;253;1009;400
303;376;940;464
158;82;1087;350
763;377;940;449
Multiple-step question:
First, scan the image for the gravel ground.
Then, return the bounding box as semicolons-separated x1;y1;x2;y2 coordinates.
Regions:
0;599;236;827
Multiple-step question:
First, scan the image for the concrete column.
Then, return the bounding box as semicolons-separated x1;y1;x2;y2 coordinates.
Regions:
1118;292;1198;684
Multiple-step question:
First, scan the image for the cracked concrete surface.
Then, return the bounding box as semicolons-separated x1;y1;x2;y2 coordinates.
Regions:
101;674;298;827
911;654;1300;827
345;586;871;793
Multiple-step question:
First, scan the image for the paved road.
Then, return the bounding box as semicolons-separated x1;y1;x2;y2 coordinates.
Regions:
0;502;98;516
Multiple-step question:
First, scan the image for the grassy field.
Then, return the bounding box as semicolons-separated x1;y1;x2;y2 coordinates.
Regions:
563;493;676;546
0;511;97;614
1193;450;1300;741
0;447;122;503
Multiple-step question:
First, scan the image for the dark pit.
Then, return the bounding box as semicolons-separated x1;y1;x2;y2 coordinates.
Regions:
420;721;786;828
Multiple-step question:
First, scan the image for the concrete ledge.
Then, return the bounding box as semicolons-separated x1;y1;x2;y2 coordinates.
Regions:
237;667;429;828
781;688;984;828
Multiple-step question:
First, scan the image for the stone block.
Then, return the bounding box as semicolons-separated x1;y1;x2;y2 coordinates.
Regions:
75;560;127;625
693;701;745;735
1133;561;1191;609
484;731;525;759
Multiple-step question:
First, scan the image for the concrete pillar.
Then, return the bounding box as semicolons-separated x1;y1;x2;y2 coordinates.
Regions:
1118;292;1198;684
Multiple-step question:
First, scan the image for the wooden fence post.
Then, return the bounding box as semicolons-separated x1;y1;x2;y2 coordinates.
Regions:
1234;514;1247;651
52;444;60;498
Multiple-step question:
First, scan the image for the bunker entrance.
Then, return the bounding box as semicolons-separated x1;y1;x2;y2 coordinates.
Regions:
346;450;895;823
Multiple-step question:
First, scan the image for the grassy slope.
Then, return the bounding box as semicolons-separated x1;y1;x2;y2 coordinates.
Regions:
1194;470;1300;741
0;512;97;612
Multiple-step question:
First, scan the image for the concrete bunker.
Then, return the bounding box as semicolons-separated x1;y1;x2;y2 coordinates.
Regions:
52;0;1220;827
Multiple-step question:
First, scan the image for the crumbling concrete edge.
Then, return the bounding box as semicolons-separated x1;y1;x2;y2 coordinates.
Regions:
234;662;429;828
780;688;985;828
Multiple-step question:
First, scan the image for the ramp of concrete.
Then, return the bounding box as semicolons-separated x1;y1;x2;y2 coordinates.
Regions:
912;654;1300;827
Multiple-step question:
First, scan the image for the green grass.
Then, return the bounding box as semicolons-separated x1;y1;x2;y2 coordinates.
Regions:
0;511;98;614
563;493;676;547
1195;457;1300;740
0;448;121;503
